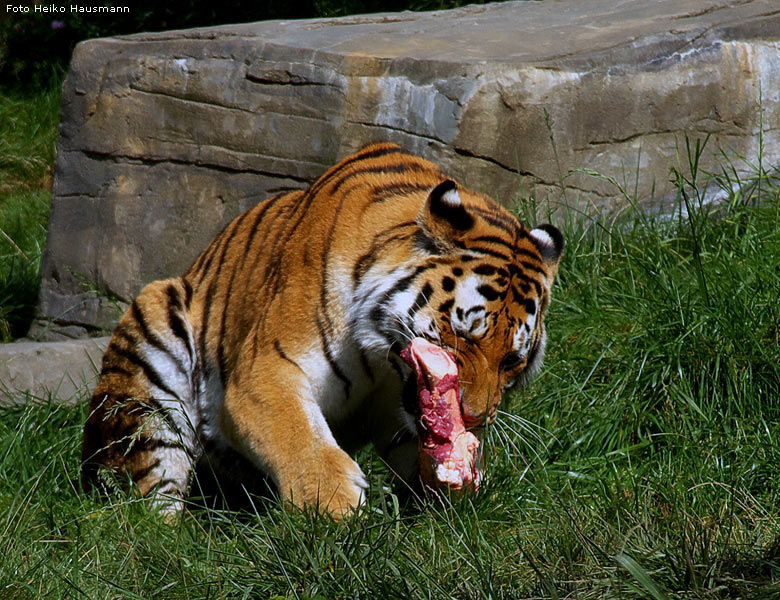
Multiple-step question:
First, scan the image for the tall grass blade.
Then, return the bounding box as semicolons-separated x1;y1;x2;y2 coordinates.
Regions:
615;553;670;600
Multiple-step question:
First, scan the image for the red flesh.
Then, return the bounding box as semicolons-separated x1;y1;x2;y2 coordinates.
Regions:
401;338;480;491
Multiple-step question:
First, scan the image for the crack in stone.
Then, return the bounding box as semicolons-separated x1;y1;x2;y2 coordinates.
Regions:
79;149;316;183
128;85;335;121
672;0;756;20
453;146;523;175
306;14;420;28
41;316;114;334
245;71;343;90
578;116;754;151
452;147;618;199
55;192;100;199
345;119;447;146
113;30;266;43
580;130;676;149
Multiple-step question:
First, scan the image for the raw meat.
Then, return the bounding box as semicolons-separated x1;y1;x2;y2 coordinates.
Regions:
401;337;480;491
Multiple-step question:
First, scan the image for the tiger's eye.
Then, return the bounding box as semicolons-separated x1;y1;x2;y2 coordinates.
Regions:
500;352;524;371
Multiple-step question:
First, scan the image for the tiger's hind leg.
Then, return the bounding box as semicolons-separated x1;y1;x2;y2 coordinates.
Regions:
81;278;202;514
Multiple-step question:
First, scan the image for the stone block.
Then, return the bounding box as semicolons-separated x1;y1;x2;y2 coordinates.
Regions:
0;337;109;403
36;0;780;337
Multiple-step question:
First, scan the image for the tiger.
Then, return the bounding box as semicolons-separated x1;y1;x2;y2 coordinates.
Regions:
81;142;563;517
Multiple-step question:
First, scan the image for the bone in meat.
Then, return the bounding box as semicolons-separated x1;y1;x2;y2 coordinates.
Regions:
401;338;480;491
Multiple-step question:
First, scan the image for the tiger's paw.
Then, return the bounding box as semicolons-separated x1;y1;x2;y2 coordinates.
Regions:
282;447;368;519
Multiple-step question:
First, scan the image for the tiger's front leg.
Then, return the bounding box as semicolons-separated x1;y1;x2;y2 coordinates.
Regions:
218;342;368;518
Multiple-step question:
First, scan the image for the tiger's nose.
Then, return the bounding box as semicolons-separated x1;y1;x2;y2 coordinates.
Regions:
461;402;486;429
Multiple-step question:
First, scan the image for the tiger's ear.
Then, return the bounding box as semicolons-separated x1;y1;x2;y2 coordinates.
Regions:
422;180;474;243
530;224;564;275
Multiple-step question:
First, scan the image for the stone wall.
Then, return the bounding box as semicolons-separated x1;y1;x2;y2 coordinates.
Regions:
35;0;780;338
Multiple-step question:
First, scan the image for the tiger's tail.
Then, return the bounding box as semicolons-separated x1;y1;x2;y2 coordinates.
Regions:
81;278;200;513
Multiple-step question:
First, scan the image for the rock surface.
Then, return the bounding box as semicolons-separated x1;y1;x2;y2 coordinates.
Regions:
36;0;780;338
0;337;109;403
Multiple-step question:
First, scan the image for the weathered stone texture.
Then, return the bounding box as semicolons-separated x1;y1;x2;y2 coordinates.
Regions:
0;337;109;403
35;0;780;337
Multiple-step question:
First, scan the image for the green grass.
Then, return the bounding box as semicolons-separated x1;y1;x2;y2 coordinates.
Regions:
0;80;60;340
1;142;779;598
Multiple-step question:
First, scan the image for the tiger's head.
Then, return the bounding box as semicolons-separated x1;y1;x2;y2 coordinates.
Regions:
389;179;564;430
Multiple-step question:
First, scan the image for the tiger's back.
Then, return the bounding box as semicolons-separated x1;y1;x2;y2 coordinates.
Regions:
82;143;563;516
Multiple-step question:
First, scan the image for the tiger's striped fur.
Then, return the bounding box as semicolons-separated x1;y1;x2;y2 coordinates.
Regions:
81;143;563;516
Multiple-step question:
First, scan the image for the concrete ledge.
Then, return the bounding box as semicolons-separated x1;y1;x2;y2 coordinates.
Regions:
0;337;109;404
